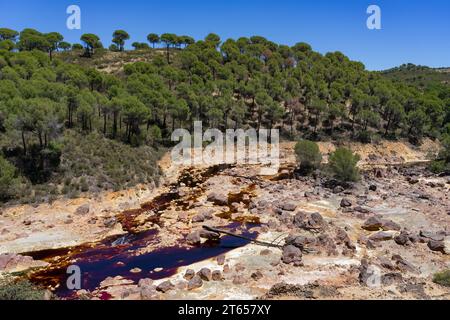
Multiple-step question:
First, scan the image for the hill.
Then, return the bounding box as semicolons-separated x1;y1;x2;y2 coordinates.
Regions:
0;29;449;205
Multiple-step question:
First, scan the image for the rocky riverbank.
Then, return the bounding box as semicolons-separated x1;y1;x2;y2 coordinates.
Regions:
1;140;449;300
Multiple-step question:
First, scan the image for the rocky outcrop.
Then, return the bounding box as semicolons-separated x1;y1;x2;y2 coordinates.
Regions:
281;245;303;266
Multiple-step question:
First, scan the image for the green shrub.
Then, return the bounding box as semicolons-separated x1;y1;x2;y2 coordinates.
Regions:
0;155;20;200
432;270;450;287
294;140;322;173
0;275;48;300
429;160;447;174
328;147;361;182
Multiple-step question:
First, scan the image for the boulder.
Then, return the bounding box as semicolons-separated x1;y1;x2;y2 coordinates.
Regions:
138;278;154;288
184;269;196;280
199;230;220;241
340;198;352;208
156;281;174;293
75;204;90;215
362;216;384;231
282;202;297;211
381;220;401;231
251;271;264;281
212;270;223;281
103;217;117;228
187;275;203;290
198;268;212;281
0;253;48;272
394;231;410;246
186;232;201;245
369;185;377;192
216;255;225;265
140;287;158;300
369;231;393;241
293;211;325;231
420;231;445;242
232;275;247;285
392;254;418;273
427;240;446;253
207;193;228;206
191;214;205;223
281;245;303;266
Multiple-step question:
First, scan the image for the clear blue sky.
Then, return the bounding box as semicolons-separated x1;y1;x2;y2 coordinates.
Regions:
0;0;449;70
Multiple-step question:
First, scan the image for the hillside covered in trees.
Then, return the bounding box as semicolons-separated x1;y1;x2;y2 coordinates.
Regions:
0;28;449;204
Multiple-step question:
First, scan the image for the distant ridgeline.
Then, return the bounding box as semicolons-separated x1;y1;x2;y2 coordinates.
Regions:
0;28;449;203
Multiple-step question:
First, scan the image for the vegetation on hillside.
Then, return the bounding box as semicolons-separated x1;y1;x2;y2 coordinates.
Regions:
0;27;449;203
0;275;49;300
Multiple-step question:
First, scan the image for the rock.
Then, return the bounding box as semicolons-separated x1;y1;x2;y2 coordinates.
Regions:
186;232;201;245
130;268;142;273
378;256;395;270
408;177;419;185
340;198;352;208
260;249;271;256
358;259;372;286
335;228;356;250
369;231;393;241
381;220;401;231
187;275;203;290
207;193;228;206
216;255;225;265
369;185;377;192
138;278;154;288
293;211;325;231
103;217;117;228
184;269;196;280
198;268;212;281
232;275;247;285
333;186;344;194
251;271;264;281
354;206;371;214
140;287;158;300
23;219;32;226
282;202;297;211
362;216;384;231
420;230;445;242
191;214;205;223
100;276;134;288
392;254;418;273
0;253;48;272
199;229;220;241
156;281;174;293
382;273;403;286
281;245;303;266
64;218;73;224
394;231;410;246
427;240;446;253
212;270;223;281
285;235;315;249
75;204;90;215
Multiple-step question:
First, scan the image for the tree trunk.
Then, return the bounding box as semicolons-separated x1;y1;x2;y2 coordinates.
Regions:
21;131;27;155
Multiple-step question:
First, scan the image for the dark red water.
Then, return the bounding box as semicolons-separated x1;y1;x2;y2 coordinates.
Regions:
27;223;257;298
25;164;259;298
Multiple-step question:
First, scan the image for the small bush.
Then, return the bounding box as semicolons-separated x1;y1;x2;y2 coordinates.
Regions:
0;155;20;200
0;275;48;300
328;147;361;182
294;140;322;173
432;270;450;287
429;160;446;174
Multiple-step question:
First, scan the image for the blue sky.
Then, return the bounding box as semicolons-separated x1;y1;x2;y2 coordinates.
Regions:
0;0;449;70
